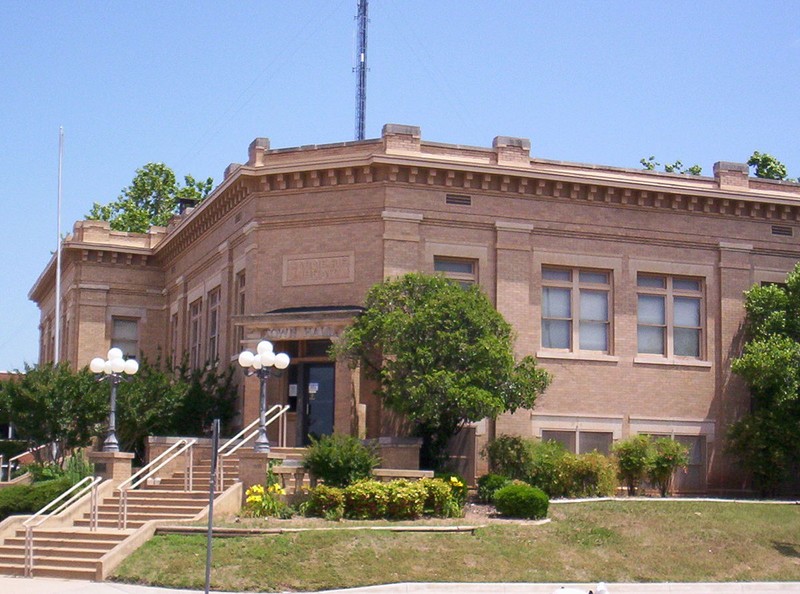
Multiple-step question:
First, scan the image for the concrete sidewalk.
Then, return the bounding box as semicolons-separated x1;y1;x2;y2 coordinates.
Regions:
2;578;800;594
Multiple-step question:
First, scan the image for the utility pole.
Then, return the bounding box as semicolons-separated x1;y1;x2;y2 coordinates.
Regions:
354;0;368;140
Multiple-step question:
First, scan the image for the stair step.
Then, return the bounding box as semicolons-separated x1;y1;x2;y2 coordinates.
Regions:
118;489;212;499
88;511;200;522
0;553;99;570
14;529;130;541
74;519;145;529
0;562;96;580
97;503;206;514
0;538;119;559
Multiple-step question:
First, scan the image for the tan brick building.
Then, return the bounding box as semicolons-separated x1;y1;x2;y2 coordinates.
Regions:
29;124;800;493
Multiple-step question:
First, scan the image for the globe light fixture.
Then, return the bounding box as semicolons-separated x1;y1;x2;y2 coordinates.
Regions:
237;340;291;452
90;348;139;453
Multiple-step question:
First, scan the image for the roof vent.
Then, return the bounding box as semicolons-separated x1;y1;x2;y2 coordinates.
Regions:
772;225;793;237
446;194;472;206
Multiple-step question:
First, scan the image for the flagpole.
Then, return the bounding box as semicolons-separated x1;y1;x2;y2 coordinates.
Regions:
54;127;63;364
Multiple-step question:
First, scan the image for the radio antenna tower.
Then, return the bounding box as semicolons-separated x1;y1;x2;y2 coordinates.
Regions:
354;0;368;140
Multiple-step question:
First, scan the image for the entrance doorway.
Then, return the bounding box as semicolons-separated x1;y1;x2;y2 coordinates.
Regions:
279;340;336;446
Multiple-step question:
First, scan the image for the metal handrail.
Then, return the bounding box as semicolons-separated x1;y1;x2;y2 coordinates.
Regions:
117;438;196;529
216;405;290;488
217;404;284;456
23;475;103;576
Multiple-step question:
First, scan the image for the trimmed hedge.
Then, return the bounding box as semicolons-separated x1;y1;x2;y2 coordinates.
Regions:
0;477;73;522
493;483;549;519
302;477;463;520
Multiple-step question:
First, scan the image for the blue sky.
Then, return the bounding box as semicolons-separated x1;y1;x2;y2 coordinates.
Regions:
1;1;799;371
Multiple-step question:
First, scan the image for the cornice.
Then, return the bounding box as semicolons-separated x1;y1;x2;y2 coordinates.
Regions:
147;154;800;266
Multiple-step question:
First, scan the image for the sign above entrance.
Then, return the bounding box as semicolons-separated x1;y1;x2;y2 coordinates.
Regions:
283;251;355;287
262;326;339;340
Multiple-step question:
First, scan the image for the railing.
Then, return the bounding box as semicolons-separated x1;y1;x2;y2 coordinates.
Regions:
216;404;290;488
2;443;53;482
23;475;103;576
117;438;197;529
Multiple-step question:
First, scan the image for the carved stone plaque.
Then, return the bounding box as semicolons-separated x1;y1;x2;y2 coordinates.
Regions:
282;251;354;286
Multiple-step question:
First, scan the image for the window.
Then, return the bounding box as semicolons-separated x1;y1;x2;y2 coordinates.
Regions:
189;299;203;368
541;430;613;455
541;267;610;352
111;318;139;359
169;313;179;364
637;274;703;358
434;257;477;288
207;287;221;363
233;271;246;351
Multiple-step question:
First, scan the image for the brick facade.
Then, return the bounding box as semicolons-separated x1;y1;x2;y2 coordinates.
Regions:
30;124;800;493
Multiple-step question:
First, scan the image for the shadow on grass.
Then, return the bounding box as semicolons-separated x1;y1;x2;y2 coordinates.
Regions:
772;541;800;558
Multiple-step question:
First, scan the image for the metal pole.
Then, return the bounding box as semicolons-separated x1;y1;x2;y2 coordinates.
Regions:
103;376;120;452
354;0;368;140
204;418;220;594
54;126;63;364
254;371;270;453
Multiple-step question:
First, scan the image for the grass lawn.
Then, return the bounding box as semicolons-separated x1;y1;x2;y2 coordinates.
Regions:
112;500;800;592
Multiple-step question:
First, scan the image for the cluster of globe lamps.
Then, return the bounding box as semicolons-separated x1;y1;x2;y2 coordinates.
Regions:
238;340;291;453
90;348;139;453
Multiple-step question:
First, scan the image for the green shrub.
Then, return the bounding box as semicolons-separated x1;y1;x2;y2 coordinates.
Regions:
613;435;652;495
303;434;380;488
0;477;73;521
418;477;453;516
648;438;689;497
482;434;532;480
385;480;426;520
343;479;389;520
526;439;570;497
24;462;65;483
301;485;345;520
477;473;511;503
562;451;618;498
493;483;549;519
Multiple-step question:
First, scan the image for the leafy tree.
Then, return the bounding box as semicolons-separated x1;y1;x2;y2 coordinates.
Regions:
87;162;213;233
333;272;551;469
640;156;702;176
747;151;788;181
115;356;188;461
172;360;238;438
0;363;106;466
729;265;800;495
116;355;239;461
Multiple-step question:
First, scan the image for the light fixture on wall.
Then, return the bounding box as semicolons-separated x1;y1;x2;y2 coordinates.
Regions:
237;340;290;453
90;348;139;453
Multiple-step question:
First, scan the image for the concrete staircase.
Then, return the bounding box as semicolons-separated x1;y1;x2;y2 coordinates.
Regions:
0;451;240;579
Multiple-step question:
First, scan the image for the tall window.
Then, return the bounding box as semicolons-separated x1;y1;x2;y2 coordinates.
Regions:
541;267;611;352
434;257;477;288
207;287;221;363
169;313;179;364
637;274;703;358
111;318;139;359
189;299;203;368
233;271;246;351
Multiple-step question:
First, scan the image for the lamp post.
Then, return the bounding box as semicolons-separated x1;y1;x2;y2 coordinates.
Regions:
238;340;290;453
90;348;139;453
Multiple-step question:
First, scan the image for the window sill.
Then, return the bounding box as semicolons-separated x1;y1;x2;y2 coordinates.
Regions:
633;356;712;368
536;350;619;363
